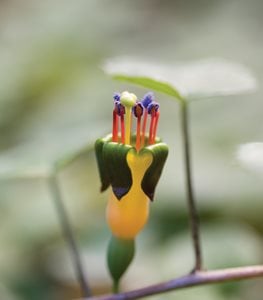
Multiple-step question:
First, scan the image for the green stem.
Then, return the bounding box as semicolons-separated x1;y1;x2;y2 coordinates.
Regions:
49;174;92;298
180;102;202;271
113;280;120;294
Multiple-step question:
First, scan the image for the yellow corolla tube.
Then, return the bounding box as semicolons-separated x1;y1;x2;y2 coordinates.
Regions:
94;91;168;292
106;150;153;239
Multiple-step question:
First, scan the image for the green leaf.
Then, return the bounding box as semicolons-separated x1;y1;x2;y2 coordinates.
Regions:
113;75;184;103
141;143;169;201
103;57;257;101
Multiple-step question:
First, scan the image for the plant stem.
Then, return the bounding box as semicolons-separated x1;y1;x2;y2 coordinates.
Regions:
113;280;120;294
49;174;91;298
180;102;202;271
84;265;263;300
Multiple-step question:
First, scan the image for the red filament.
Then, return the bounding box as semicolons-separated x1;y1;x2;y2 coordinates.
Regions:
141;110;148;147
152;111;160;144
136;116;141;151
111;94;160;147
112;110;118;142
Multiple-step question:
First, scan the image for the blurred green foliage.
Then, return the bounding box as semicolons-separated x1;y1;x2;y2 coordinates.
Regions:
0;1;262;300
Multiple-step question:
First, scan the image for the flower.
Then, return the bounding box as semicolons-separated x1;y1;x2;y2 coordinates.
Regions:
95;91;168;288
95;91;168;239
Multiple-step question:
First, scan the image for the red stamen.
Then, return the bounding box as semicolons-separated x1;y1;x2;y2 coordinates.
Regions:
112;110;118;142
121;114;125;144
152;111;160;143
149;111;156;145
141;110;148;146
136;116;141;151
116;115;119;142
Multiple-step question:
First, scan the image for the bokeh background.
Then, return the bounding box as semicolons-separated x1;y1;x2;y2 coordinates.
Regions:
0;1;262;299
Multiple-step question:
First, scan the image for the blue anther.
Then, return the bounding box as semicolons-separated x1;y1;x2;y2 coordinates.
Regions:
113;93;121;102
142;92;154;108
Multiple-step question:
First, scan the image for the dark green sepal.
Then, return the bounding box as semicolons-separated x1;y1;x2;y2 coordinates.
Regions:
103;142;133;200
95;136;111;192
107;236;135;288
141;143;169;201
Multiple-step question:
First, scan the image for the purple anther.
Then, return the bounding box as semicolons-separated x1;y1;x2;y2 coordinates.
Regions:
133;102;144;118
116;102;125;116
147;101;159;114
141;92;154;108
113;92;121;102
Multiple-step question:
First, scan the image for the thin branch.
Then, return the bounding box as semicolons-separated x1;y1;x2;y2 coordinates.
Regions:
180;102;202;270
49;174;92;298
55;144;93;171
83;265;263;300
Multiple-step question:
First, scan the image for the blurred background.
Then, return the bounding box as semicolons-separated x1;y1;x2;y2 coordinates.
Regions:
0;0;262;299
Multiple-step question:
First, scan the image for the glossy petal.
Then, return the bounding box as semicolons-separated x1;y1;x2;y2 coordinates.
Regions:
94;135;111;192
103;142;133;199
106;148;153;239
141;143;169;201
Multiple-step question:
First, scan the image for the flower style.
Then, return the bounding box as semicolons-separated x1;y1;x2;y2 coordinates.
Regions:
95;91;168;288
